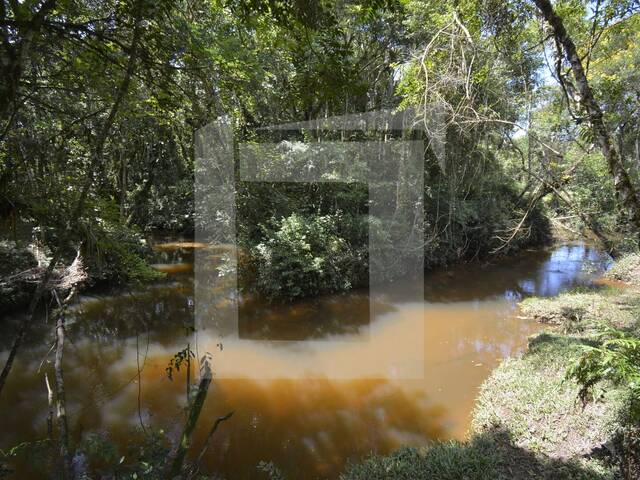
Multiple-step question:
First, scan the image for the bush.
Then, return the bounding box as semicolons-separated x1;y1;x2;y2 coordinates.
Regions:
248;212;367;300
92;231;165;284
423;169;551;268
80;201;165;285
567;328;640;422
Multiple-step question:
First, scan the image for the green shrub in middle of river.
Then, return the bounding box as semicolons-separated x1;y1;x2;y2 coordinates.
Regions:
248;212;368;300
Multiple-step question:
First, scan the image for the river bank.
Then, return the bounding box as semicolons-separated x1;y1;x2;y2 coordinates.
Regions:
342;253;640;480
2;242;608;479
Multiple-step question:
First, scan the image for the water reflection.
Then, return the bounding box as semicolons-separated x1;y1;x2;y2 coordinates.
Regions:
0;242;612;479
423;243;611;303
238;292;374;341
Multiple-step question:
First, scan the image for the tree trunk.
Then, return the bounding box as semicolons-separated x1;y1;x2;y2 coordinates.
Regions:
0;259;59;397
533;0;640;231
0;1;144;399
54;300;73;480
45;373;54;440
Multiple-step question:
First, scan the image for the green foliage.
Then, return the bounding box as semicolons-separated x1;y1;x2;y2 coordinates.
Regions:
0;240;38;312
80;431;172;479
81;202;165;285
0;440;53;479
165;345;195;381
340;436;501;480
0;240;37;277
90;231;163;284
250;212;368;300
423;160;551;267
257;460;285;480
567;328;640;421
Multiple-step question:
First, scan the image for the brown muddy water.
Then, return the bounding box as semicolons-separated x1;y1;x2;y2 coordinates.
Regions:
0;242;612;479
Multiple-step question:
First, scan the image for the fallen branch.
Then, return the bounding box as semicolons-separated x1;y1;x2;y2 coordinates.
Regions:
187;411;234;479
168;359;213;478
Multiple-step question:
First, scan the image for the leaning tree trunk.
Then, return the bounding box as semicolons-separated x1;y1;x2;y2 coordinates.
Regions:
533;0;640;232
0;1;144;399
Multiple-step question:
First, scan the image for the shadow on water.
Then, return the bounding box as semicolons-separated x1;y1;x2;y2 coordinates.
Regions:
0;241;613;479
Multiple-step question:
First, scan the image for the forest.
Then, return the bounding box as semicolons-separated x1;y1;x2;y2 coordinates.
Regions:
1;0;640;479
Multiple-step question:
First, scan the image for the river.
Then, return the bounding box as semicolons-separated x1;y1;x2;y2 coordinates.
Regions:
0;242;612;479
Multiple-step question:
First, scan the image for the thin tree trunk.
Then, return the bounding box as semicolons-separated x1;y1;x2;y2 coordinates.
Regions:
54;304;73;480
533;0;640;231
45;373;54;440
119;147;127;219
0;1;144;399
186;342;191;402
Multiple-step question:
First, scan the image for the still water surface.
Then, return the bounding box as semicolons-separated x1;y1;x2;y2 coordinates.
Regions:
0;242;611;479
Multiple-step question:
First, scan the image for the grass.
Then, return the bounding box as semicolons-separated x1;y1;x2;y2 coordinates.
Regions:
341;428;615;480
605;253;640;285
518;288;640;333
339;436;500;480
473;334;623;478
342;253;640;480
517;251;640;334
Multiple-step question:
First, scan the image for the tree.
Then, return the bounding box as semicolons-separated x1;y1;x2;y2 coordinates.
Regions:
532;0;640;232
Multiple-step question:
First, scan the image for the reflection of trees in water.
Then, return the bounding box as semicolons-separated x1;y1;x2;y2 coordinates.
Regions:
180;378;451;479
438;310;537;363
1;344;452;480
424;244;610;303
0;242;612;478
68;282;195;345
238;293;397;340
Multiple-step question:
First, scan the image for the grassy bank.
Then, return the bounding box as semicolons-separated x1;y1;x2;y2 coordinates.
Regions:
342;254;640;480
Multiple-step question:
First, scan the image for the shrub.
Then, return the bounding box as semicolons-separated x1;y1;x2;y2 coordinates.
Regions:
80;200;165;285
0;240;38;312
249;212;367;300
567;327;640;422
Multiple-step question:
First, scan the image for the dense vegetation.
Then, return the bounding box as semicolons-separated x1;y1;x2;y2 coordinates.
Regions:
0;0;554;307
3;0;639;308
3;0;640;479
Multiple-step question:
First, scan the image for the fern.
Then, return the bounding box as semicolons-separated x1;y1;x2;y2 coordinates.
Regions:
567;327;640;420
